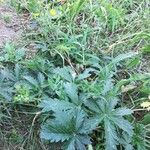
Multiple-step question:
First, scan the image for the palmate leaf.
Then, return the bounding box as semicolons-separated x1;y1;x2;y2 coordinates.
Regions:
40;109;95;150
85;98;133;149
23;72;51;98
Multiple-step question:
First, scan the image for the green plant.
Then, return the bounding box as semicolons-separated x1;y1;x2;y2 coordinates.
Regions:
140;79;150;96
0;43;25;63
0;64;27;101
1;0;150;149
3;14;11;23
95;0;125;32
85;97;133;150
132;123;150;150
23;72;53;99
13;84;30;103
37;52;139;149
68;0;87;21
40;108;96;150
38;89;133;149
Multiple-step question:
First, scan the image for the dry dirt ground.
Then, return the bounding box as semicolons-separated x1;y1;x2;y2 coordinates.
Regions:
0;4;37;59
0;4;28;48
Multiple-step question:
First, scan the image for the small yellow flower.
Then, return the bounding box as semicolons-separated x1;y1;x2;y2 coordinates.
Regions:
49;9;57;17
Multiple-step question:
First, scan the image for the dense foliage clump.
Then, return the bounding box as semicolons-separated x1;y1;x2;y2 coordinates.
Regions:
0;0;150;149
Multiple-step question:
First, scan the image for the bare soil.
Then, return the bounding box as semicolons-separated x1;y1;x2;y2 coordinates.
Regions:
0;5;27;48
